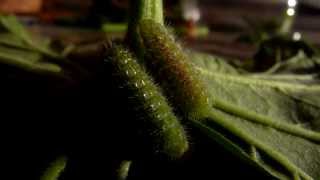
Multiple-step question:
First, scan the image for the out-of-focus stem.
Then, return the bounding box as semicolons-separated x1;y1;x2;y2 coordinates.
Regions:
279;0;298;35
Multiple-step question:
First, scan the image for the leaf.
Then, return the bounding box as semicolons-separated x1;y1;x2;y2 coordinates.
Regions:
0;15;34;43
0;33;34;50
189;52;240;75
190;120;289;179
262;51;320;75
117;161;132;180
0;45;62;75
40;156;67;180
192;52;320;179
0;15;72;77
0;15;61;59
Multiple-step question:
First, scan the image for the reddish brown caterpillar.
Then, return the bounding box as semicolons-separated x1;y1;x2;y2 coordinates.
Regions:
104;44;188;159
139;19;211;120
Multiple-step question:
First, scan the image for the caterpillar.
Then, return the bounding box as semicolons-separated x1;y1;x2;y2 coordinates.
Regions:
103;44;188;159
138;19;211;120
138;19;320;143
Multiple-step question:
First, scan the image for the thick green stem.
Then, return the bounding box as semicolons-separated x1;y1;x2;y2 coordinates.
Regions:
128;0;164;31
127;0;164;58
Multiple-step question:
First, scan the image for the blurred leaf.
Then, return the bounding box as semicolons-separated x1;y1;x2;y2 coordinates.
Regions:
0;15;33;43
0;33;33;50
0;45;62;74
263;51;320;75
0;15;68;76
117;161;132;180
0;15;61;58
102;23;127;33
189;52;240;74
253;36;317;71
40;156;67;180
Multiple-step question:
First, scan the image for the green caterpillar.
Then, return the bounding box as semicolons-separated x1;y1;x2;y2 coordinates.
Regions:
104;44;188;159
139;19;211;120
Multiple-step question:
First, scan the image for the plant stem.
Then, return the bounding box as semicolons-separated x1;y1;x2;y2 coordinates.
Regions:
127;0;164;58
128;0;164;31
279;11;296;36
